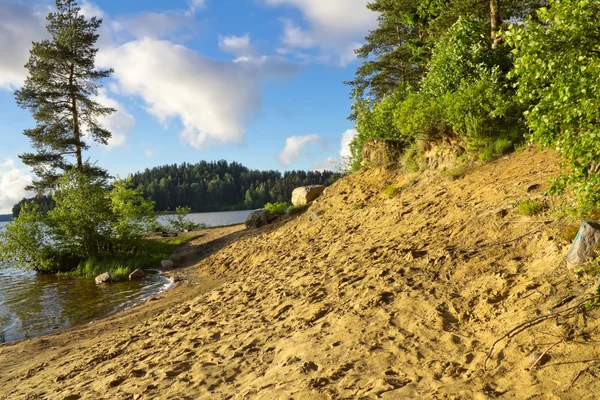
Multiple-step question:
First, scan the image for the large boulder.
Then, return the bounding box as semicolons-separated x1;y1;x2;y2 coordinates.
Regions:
129;269;145;280
567;221;600;268
245;209;269;229
291;185;326;206
161;260;175;270
95;272;112;284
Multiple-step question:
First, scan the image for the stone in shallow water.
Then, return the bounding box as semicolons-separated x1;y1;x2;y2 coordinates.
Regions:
129;269;145;280
95;272;112;284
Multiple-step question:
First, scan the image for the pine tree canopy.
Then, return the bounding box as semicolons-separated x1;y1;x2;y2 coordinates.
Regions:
14;0;114;192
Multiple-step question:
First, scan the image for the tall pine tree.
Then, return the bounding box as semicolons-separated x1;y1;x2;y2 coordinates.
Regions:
15;0;114;191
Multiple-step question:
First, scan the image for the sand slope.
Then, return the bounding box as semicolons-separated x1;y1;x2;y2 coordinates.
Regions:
2;148;600;399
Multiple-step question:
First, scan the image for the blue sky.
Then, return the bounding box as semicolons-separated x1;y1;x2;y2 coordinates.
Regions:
0;0;377;212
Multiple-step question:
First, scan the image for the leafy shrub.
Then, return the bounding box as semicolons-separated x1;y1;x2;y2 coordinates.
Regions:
0;171;160;273
264;202;290;217
506;0;600;210
169;206;199;232
385;185;399;198
479;147;494;162
493;137;514;155
516;200;544;216
394;92;448;141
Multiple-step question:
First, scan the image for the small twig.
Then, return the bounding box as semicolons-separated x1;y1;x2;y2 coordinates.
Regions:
566;361;595;391
484;295;598;370
527;340;562;371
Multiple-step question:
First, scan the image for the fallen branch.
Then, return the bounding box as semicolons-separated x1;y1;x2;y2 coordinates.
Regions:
484;295;599;370
527;340;562;371
565;361;596;391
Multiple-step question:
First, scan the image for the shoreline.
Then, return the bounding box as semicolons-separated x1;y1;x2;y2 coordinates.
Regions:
0;225;244;347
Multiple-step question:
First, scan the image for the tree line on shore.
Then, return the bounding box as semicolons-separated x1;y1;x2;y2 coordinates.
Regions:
11;162;340;217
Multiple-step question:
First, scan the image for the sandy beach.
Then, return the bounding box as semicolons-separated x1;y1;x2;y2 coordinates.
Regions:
2;148;600;399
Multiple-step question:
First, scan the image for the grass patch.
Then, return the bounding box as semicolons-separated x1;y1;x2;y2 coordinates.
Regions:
264;202;289;217
444;165;467;180
516;199;545;216
57;234;201;281
351;202;365;210
478;147;494;162
493;137;514;155
385;185;399;198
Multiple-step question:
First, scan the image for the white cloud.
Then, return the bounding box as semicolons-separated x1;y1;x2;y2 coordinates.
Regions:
218;34;253;57
265;0;377;65
144;149;155;157
340;128;357;158
281;19;314;49
98;38;298;149
188;0;206;13
312;128;357;171
113;11;196;40
0;159;33;214
0;2;48;89
92;89;136;149
277;134;326;167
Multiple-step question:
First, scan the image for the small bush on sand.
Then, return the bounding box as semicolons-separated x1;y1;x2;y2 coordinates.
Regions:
385;185;399;198
516;199;545;216
264;202;289;217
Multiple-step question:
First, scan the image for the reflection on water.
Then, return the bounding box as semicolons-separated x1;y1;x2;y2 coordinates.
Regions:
0;210;251;343
0;267;171;342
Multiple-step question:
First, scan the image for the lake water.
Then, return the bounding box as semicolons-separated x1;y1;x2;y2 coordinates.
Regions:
0;210;251;343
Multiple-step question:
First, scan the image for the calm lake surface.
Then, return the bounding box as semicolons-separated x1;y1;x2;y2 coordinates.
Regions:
0;210;251;343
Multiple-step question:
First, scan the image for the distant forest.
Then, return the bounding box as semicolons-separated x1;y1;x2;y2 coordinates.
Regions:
130;160;341;212
12;161;341;217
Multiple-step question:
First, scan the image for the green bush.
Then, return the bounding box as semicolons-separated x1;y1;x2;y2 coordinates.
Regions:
385;185;399;198
264;202;290;217
0;171;161;274
493;137;514;155
479;147;494;162
516;200;544;216
444;165;467;180
506;0;600;211
169;206;199;232
394;92;448;141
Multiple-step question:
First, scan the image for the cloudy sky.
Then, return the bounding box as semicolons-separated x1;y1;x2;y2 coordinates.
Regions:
0;0;376;213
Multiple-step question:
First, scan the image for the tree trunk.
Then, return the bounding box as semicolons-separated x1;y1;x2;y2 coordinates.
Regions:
69;64;83;170
490;0;502;49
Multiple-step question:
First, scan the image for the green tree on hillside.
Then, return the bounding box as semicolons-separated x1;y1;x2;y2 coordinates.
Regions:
506;0;600;210
15;0;114;191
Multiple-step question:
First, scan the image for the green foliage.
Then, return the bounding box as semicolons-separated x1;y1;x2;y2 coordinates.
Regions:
15;0;114;191
0;171;162;273
394;92;448;141
505;0;600;210
264;202;289;217
130;160;340;212
0;204;57;273
385;185;399;198
12;195;55;218
493;137;514;155
169;206;198;232
479;147;495;162
516;200;545;216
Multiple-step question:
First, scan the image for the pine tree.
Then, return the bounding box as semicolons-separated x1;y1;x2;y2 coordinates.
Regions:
15;0;114;191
